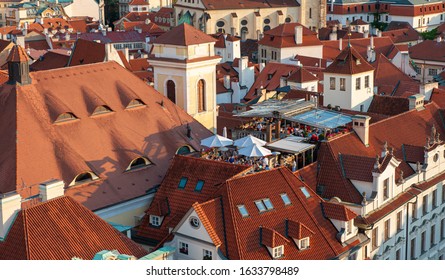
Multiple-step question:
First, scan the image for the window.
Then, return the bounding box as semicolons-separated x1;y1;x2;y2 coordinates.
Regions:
262;198;274;210
197;79;206;112
273;246;284;258
397;211;403;231
216;20;225;27
203;249;212;260
421;231;426;253
194;180;204;192
330;77;335;90
128;157;151;170
340;78;346;91
443;186;445;204
237;205;249;217
263;18;270;24
150;215;160;226
179;242;189;255
285;17;291;23
384;219;390;241
178;177;188;189
431;225;436;246
300;187;311;198
127;99;145;108
383;178;389;200
71;172;95;186
441;218;445;240
92;105;113;115
356;77;361;90
255;199;273;212
241;19;248;25
410;238;416;259
280;193;291;205
189;217;200;228
412;201;417;220
300;237;309;249
166;80;176;104
422;195;428;215
429;68;438;76
309;8;312;19
372;227;378;249
415;67;421;75
432;189;437;208
176;145;193;155
55;112;77;123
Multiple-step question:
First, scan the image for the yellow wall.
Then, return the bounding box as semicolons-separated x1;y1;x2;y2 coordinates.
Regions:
103;204;149;227
156;73;185;110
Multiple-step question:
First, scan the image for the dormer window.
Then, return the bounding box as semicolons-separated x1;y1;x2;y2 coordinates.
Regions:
127;157;151;171
272;245;284;259
126;99;145;109
298;237;310;250
150;215;161;226
92;105;113;115
70;171;98;186
55;112;78;123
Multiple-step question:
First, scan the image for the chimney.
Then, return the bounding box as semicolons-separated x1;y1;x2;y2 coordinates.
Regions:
337;23;342;30
224;75;231;89
377;30;382;37
329;30;337;41
437;36;442;43
39;179;65;202
102;29;107;36
0;192;21;240
16;35;25;48
370;35;374;49
363;30;369;38
339;37;343;50
408;94;425;111
294;25;303;45
352;115;371;147
239;56;248;86
124;47;130;61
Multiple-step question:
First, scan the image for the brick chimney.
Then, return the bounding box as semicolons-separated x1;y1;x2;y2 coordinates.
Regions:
0;192;21;240
39;179;65;202
352;115;371;147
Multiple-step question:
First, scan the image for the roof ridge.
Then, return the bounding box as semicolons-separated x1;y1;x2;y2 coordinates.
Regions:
369;102;435;128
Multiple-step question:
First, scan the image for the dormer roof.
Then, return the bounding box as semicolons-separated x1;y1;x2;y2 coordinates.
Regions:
324;45;374;75
153;23;217;46
261;227;289;248
322;201;357;221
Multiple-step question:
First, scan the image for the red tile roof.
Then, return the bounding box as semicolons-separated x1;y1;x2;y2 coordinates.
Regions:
79;30;146;44
7;45;30;63
68;39;105;66
0;39;11;53
0;196;147;260
350;19;368;25
409;40;445;62
0;61;212;210
0;70;8;85
129;0;148;5
198;0;299;10
154;23;217;46
26;40;50;51
431;87;445;108
258;23;322;48
30;51;69;71
287;67;318;83
322;201;357;221
324;45;374;75
374;54;414;90
368;95;409;116
382;27;419;44
261;227;289;248
135;156;251;245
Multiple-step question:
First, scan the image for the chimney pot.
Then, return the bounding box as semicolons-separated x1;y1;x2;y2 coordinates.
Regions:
352;115;371;146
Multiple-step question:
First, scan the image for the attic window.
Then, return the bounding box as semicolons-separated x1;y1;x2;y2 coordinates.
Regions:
194;180;204;192
150;215;161;226
280;193;291;206
176;145;195;155
300;187;311;198
127;157;151;171
237;205;249;217
70;171;98;186
273;245;284;259
255;198;274;212
55;112;78;123
299;237;310;250
178;177;188;189
92;105;113;115
126;99;145;108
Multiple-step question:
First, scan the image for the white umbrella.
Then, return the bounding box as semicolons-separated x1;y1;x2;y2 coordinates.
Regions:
238;144;272;157
234;135;267;148
200;134;233;148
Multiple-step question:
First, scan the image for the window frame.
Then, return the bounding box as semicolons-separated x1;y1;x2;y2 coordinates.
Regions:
178;177;188;189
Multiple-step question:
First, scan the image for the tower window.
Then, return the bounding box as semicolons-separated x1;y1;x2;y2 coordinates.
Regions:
197;79;206;112
166;80;176;104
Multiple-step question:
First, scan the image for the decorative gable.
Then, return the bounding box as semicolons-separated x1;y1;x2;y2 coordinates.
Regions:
260;226;289;259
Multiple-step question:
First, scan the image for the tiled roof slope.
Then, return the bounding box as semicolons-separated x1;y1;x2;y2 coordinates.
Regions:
29;51;69;71
322;201;358;221
367;95;409;116
258;23;322;48
7;45;30;62
409;40;445;62
374;54;413;90
153;23;217;46
68;39;105;66
316;103;445;204
0;61;212;210
210;168;359;259
0;196;148;260
135;156;251;245
324;45;374;75
287;67;318;83
198;0;299;10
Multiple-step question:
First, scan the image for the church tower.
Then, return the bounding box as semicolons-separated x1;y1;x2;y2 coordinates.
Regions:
149;23;220;132
7;45;31;85
299;0;327;30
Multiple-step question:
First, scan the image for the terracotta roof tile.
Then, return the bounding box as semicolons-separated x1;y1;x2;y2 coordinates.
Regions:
0;196;148;260
322;201;357;221
324;45;374;75
409;40;445;62
367;95;409;116
261;227;289;248
287;220;314;239
7;45;30;63
258;23;322;48
154;23;217;46
287;67;318;83
68;39;105;66
29;51;69;71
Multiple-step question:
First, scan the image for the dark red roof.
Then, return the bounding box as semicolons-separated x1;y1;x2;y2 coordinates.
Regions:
30;51;69;71
322;201;357;221
68;39;105;66
367;95;409;116
0;196;147;260
7;45;30;63
324;45;374;75
154;23;217;46
409;40;445;62
287;67;318;83
258;23;322;48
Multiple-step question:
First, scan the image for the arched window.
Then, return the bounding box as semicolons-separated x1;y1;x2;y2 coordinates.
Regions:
166;80;176;104
176;145;195;155
241;26;248;34
92;105;113;115
127;157;151;171
241;19;248;25
55;112;77;123
285;17;292;23
126;99;145;108
70;171;98;186
197;79;205;112
216;20;225;33
263;25;271;32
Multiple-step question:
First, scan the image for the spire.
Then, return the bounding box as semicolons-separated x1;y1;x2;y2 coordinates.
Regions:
7;44;31;85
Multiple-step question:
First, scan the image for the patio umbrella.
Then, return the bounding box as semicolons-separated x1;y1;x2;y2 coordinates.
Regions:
238;144;272;157
234;135;267;148
200;134;233;148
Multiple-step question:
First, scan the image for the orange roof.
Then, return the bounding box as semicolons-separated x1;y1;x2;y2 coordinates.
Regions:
68;39;105;66
0;61;212;210
322;201;357;221
154;23;217;46
258;23;322;48
287;67;318;83
30;51;69;71
129;0;148;5
7;45;30;63
0;196;147;260
135;156;251;245
324;45;374;75
374;54;414;90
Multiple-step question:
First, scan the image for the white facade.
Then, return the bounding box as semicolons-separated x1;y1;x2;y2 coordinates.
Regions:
64;0;104;23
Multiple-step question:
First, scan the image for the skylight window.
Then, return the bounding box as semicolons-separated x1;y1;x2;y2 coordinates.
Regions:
127;157;151;171
300;187;311;198
262;198;274;210
69;171;99;186
194;180;204;192
280;193;291;205
126;99;145;109
237;205;249;217
255;200;267;212
92;105;113;115
178;177;188;189
55;112;77;123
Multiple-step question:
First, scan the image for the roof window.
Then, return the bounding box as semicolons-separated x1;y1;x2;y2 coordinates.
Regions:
70;171;98;186
300;187;311;198
126;99;145;109
55;112;78;123
255;198;274;212
178;177;188;189
92;105;113;115
127;157;151;171
237;205;249;217
194;180;204;192
280;193;291;205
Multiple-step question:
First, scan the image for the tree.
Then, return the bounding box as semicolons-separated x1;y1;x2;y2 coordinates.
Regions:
420;28;438;40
